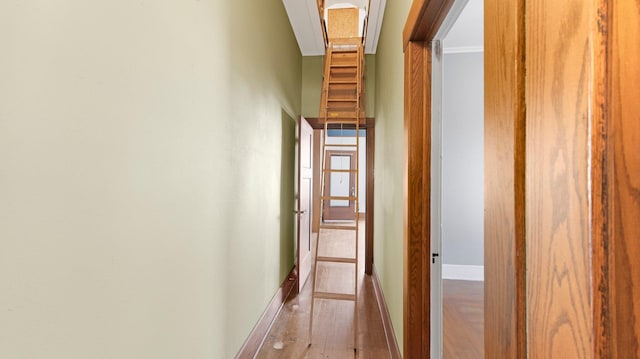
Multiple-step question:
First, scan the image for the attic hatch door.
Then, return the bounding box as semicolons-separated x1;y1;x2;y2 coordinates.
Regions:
326;7;361;40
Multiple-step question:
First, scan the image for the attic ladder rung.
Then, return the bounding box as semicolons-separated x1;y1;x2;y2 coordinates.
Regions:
324;143;358;147
313;292;356;301
327;112;360;118
321;196;357;201
319;224;358;230
327;117;362;125
324;121;361;125
317;256;357;264
331;48;358;53
323;169;357;173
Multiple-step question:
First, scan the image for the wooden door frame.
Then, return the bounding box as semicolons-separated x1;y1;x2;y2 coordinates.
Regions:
403;0;525;355
323;150;357;220
402;1;455;357
404;0;639;357
401;0;529;356
307;118;375;275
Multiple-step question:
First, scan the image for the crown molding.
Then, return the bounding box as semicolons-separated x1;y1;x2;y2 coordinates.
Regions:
443;46;484;54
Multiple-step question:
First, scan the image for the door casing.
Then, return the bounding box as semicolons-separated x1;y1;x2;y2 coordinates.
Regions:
306;118;375;275
403;0;640;357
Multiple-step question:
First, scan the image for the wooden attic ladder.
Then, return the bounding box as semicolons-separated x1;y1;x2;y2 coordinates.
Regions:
308;39;366;352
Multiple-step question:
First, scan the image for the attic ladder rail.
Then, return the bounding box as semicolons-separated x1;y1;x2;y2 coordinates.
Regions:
308;42;364;352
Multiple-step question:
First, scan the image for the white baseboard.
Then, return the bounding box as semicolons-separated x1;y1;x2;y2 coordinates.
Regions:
442;264;484;281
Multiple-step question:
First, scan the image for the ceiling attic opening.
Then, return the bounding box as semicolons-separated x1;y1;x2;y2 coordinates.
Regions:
283;0;386;55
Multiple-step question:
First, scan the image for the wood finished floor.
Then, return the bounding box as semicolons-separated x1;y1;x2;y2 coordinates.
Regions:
255;221;390;358
255;220;484;358
443;279;484;359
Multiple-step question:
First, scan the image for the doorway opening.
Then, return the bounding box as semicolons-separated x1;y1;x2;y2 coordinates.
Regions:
308;120;375;275
430;1;484;357
322;129;367;223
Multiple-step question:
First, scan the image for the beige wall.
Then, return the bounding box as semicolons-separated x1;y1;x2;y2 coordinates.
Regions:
0;0;301;357
373;0;412;353
301;54;376;118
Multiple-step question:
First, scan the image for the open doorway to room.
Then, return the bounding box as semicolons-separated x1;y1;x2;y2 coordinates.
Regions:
322;129;367;222
311;123;375;275
430;0;484;357
251;123;381;357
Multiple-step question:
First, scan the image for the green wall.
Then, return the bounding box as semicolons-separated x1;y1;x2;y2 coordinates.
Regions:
302;56;325;118
373;0;413;353
0;0;300;357
301;54;376;118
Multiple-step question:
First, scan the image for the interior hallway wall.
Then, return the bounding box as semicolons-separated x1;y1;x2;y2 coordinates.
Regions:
0;0;301;357
373;0;413;352
441;51;484;267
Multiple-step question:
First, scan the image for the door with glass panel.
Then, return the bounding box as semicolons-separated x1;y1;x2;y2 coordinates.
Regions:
322;150;356;221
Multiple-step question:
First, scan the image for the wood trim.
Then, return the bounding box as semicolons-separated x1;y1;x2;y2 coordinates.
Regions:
402;0;455;51
403;0;527;356
403;40;431;358
365;127;375;275
234;267;297;359
305;117;375;129
608;1;640;356
525;0;595;356
372;266;402;359
484;0;526;357
403;1;640;358
586;2;640;356
591;0;612;356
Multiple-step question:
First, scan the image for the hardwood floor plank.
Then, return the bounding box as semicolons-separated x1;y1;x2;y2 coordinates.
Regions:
255;228;485;359
255;221;389;358
443;280;484;359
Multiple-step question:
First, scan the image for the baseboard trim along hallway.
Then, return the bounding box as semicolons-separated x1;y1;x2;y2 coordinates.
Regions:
235;267;297;358
372;266;402;358
442;264;484;281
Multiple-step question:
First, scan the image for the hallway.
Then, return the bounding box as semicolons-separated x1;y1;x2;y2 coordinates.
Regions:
254;220;486;358
255;221;391;358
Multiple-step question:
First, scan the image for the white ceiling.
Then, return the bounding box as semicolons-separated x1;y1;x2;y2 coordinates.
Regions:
443;0;484;53
282;0;480;56
282;0;387;56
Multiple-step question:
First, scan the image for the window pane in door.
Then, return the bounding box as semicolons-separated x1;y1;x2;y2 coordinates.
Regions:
330;155;350;206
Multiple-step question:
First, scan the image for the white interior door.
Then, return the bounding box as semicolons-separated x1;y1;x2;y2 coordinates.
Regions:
297;116;314;292
430;1;472;357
